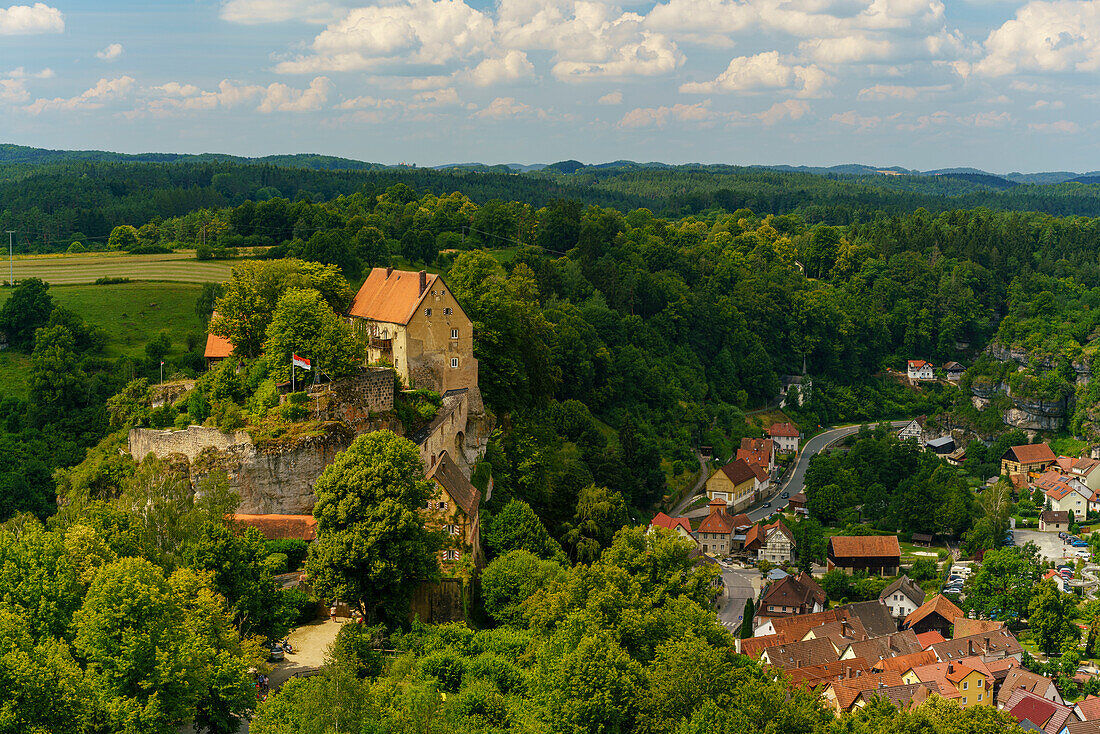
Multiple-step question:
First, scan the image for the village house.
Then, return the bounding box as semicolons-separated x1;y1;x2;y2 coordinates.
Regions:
1003;689;1079;734
1075;695;1100;722
348;267;478;394
907;360;934;380
1038;472;1092;521
648;512;696;546
769;422;800;453
779;375;811;408
820;672;907;714
880;575;926;621
903;594;964;638
1042;569;1069;593
1071;458;1100;493
998;668;1066;708
424;450;483;567
788;492;808;515
943;362;965;381
705;458;759;512
1001;443;1057;478
757;572;826;621
739;437;775;471
745;519;796;565
930;629;1025;665
697;498;736;556
903;662;992;708
204;311;234;368
231;513;317;541
897;417;926;443
1040;510;1071;533
838;630;925;663
827;535;901;577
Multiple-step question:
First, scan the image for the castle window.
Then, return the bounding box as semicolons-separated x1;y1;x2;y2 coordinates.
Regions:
451;358;458;368
444;307;452;315
451;329;459;339
425;308;432;317
446;524;459;535
444;550;459;561
438;501;448;510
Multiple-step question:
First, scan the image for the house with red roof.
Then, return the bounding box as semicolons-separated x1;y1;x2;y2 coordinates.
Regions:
204;311;235;368
757;571;826;621
744;518;796;565
1038;472;1091;521
907;360;933;380
769;422;800;453
231;513;317;541
902;594;964;637
739;437;775;471
1001;443;1057;478
698;498;737;556
348;267;477;393
827;535;901;576
903;661;992;708
705;458;760;512
1003;689;1079;733
649;512;697;547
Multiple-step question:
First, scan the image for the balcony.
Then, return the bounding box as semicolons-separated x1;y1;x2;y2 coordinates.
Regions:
369;337;393;350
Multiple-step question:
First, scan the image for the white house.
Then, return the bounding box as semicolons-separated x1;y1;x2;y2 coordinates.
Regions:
897;417;926;443
907;360;934;380
1038;472;1092;521
769;422;800;453
879;575;926;621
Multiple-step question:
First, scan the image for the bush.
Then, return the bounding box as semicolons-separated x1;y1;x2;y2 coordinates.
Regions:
328;622;385;679
420;651;465;692
287;391;309;405
266;538;309;570
280;402;309;422
94;276;131;285
263;552;288;575
149;404;177;429
464;653;528;695
213;401;245;431
173;413;191;430
279;587;316;628
67;242;85;253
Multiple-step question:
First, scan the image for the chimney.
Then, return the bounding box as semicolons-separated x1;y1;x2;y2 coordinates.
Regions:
947;663;954;674
841;621;852;638
419;270;427;295
846;666;852;679
386;266;393;277
968;640;976;656
984;636;990;652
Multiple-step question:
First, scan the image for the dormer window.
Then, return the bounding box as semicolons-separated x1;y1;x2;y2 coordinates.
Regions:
425;308;432;317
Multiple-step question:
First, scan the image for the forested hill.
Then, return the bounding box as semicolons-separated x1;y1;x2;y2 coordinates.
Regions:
10;150;1100;248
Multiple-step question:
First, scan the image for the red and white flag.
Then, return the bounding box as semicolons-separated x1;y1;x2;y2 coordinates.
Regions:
292;354;311;371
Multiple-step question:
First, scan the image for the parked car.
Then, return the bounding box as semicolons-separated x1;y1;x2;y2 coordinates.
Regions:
1077;550;1092;559
762;502;772;509
781;492;790;499
1072;540;1090;548
268;644;285;662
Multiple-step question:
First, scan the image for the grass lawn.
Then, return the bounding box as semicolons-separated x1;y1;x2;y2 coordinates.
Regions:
5;250;237;285
0;282;207;360
0;350;31;399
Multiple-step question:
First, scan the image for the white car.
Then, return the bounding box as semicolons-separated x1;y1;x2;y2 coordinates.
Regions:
1076;549;1092;559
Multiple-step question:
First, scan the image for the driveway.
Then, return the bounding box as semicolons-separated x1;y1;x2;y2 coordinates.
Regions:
716;564;759;633
1015;529;1080;564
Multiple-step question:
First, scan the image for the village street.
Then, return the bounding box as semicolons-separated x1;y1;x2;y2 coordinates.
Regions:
716;564;759;632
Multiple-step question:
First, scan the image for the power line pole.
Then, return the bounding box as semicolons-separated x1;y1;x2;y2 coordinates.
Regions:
5;231;13;287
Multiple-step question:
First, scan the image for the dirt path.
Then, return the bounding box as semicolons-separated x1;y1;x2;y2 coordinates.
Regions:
268;619;344;688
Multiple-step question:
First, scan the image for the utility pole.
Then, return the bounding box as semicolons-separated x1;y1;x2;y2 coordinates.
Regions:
5;231;13;287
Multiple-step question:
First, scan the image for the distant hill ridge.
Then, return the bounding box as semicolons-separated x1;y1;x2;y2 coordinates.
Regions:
4;143;1096;185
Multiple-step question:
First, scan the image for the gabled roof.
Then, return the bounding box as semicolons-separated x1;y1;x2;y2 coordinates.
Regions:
904;594;963;629
952;618;1004;638
846;600;901;639
1075;695;1100;721
828;535;901;560
997;668;1057;707
769;422;800;438
761;636;840;669
880;575;926;607
827;671;905;711
908;662;986;698
1006;689;1075;733
873;649;938;673
785;657;871;687
908;360;932;370
698;498;735;534
1063;721;1100;734
1042;510;1071;524
761;572;825;610
650;512;692;535
763;519;795;544
717;458;758;486
204;311;235;358
843;630;925;663
231;513;317;541
728;513;753;530
426;450;480;517
854;682;933;710
930;628;1023;661
943;361;964;370
1057;456;1077;472
740;633;789;659
1073;458;1100;478
771;608;865;642
348;267;440;325
1004;443;1057;465
915;631;947;649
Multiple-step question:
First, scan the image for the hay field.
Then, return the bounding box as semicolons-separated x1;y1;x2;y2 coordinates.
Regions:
5;250;237;285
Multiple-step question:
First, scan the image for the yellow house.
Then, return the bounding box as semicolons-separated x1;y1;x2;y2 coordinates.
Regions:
903;663;991;708
705;459;758;512
424;450;483;568
999;443;1056;478
348;267;478;393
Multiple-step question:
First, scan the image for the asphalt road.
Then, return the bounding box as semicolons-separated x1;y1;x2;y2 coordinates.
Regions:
742;420;910;523
715;564;757;632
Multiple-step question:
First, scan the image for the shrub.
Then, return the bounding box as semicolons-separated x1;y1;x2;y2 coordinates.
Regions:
265;539;309;570
94;276;131;285
263;553;288;575
420;651;465;692
465;653;528;695
279;587;317;628
280;402;309;422
213;401;245;431
67;242;85;253
328;622;385;679
149;404;177;429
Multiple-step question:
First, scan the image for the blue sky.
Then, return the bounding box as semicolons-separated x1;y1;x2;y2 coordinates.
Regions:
3;0;1100;171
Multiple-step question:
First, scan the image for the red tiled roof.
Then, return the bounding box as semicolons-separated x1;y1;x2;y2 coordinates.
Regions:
952;618;1004;639
997;668;1056;707
903;594;963;629
828;671;905;711
740;633;790;659
1076;695;1100;721
785;658;871;687
728;513;753;530
769;422;800;438
699;498;734;534
348;267;439;325
908;360;931;369
1008;692;1057;729
427;450;480;517
650;512;692;535
915;631;946;649
874;649;939;673
828;535;901;559
1006;443;1057;465
1057;456;1076;472
204;311;235;358
719;458;758;486
231;513;317;541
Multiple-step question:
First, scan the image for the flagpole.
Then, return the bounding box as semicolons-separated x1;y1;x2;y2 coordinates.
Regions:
291;353;295;393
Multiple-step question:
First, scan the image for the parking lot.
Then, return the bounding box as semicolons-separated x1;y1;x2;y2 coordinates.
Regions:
1014;529;1086;563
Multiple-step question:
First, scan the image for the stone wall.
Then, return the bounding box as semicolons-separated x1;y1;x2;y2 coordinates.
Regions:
307;368;395;430
130;425;251;462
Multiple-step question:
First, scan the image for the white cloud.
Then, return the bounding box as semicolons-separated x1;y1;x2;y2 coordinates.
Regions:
0;78;28;103
757;98;809;124
143;80;266;115
551;32;683;79
1028;119;1080;133
257;76;331;112
96;43;124;61
151;82;202;97
598;90;623;104
897;109;1012;130
831;110;882;130
0;2;63;34
679;51;828;97
412;87;461;106
975;0;1100;76
464;50;534;86
1029;99;1065;110
276;0;494;72
220;0;341;24
475;96;534;119
857;83;950;100
618;100;718;128
25;76;135;114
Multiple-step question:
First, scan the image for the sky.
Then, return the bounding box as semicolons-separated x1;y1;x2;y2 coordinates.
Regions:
3;0;1100;171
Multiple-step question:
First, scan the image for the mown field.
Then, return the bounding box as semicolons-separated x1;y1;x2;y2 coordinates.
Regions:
0;282;208;399
5;250;237;285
